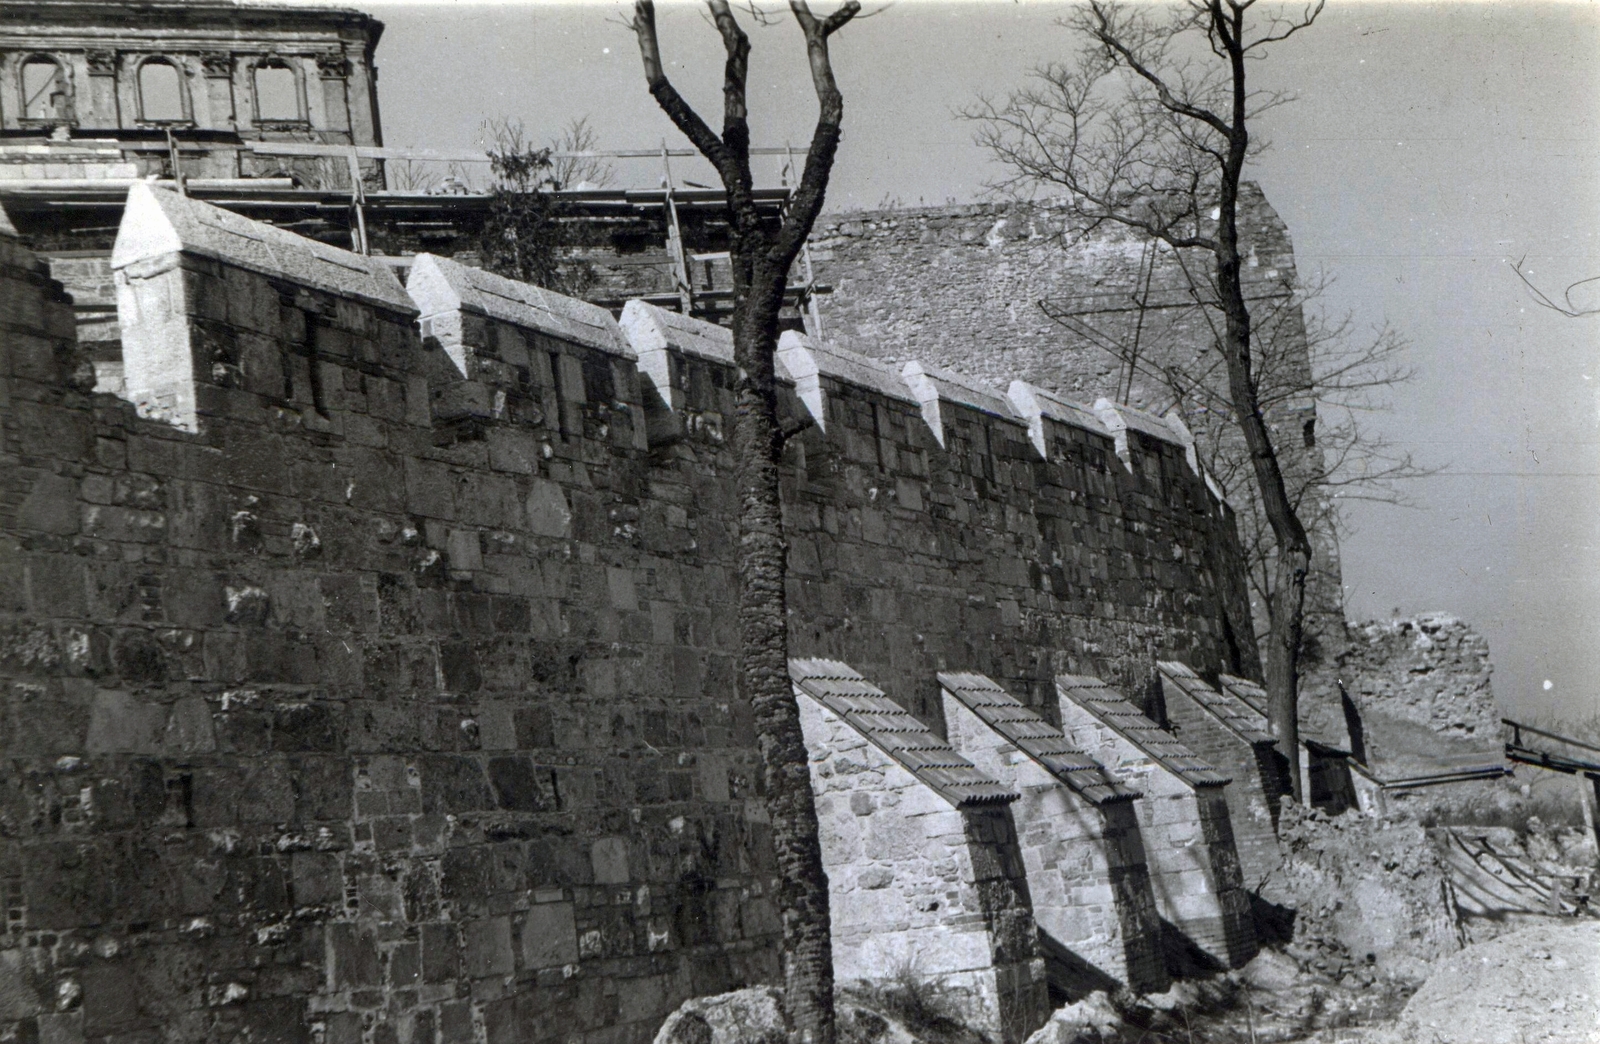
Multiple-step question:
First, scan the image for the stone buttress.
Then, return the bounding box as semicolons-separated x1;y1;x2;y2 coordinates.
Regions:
939;672;1170;998
1056;675;1258;972
1218;673;1360;816
790;659;1050;1044
1158;661;1290;885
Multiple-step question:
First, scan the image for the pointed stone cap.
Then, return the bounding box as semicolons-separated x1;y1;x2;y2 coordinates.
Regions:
1007;380;1109;458
408;253;632;358
777;330;916;433
1057;673;1230;788
1092;398;1184;470
1158;661;1276;747
791;658;1017;808
902;361;1019;448
619;299;734;366
939;671;1138;804
111;181;414;315
0;202;16;238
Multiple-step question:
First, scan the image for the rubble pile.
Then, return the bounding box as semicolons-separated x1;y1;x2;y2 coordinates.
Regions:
1257;802;1463;984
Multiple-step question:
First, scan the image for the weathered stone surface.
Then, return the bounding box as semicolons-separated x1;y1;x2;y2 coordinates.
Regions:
1257;803;1462;983
651;986;786;1044
1021;990;1123;1044
0;192;1254;1043
794;661;1049;1044
1158;662;1288;885
940;672;1169;997
1312;615;1503;773
810;188;1341;636
1057;676;1258;972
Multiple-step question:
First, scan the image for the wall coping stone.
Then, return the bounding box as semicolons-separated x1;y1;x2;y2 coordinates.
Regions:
619;298;734;367
1006;380;1109;458
1092;398;1185;472
1056;674;1231;789
791;658;1016;808
407;252;633;361
777;330;917;434
902;360;1021;448
111;182;415;316
1158;662;1277;747
938;671;1138;804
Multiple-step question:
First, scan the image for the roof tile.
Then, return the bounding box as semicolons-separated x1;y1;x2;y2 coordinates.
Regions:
939;671;1138;805
1056;673;1231;787
1159;661;1277;746
790;659;1016;808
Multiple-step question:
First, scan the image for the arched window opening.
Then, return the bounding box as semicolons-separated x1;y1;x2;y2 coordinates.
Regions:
254;63;299;121
21;56;67;120
138;59;184;121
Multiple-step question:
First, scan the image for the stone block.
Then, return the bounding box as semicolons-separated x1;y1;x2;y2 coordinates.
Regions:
85;690;167;754
463;915;514;978
591;837;629;885
520;901;579;970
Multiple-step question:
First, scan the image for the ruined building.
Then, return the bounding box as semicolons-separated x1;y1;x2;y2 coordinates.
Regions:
0;0;383;184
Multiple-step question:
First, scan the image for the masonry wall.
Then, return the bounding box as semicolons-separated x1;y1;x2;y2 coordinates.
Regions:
781;356;1252;729
1056;706;1256;971
796;694;1047;1044
941;694;1168;997
0;190;1256;1044
808;185;1342;637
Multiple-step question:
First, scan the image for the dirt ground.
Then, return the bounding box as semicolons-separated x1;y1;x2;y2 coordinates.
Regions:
1363;919;1600;1044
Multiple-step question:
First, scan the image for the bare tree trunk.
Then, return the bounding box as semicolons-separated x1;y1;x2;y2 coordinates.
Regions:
630;3;857;1040
1211;0;1312;802
732;264;836;1042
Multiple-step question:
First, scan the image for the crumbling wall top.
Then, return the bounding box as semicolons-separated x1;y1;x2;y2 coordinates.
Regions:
112;182;414;316
408;252;632;358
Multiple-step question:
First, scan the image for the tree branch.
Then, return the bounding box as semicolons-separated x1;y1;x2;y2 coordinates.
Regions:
769;0;860;265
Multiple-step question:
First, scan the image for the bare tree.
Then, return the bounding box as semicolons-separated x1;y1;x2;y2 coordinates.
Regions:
1040;252;1430;659
970;0;1325;799
626;2;859;1040
479;117;599;296
549;116;616;190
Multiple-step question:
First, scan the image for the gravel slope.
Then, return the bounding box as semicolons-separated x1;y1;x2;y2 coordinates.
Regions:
1387;920;1599;1044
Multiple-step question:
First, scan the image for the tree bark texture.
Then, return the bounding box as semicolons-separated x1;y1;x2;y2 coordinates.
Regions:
631;3;856;1040
1208;0;1313;802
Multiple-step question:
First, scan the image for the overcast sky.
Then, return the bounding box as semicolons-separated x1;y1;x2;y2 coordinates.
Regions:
364;0;1600;723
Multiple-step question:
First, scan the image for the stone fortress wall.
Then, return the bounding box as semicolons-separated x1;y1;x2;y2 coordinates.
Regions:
0;186;1258;1044
808;186;1344;640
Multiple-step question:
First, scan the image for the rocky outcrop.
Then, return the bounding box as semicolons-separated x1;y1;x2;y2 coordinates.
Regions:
1257;803;1463;984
